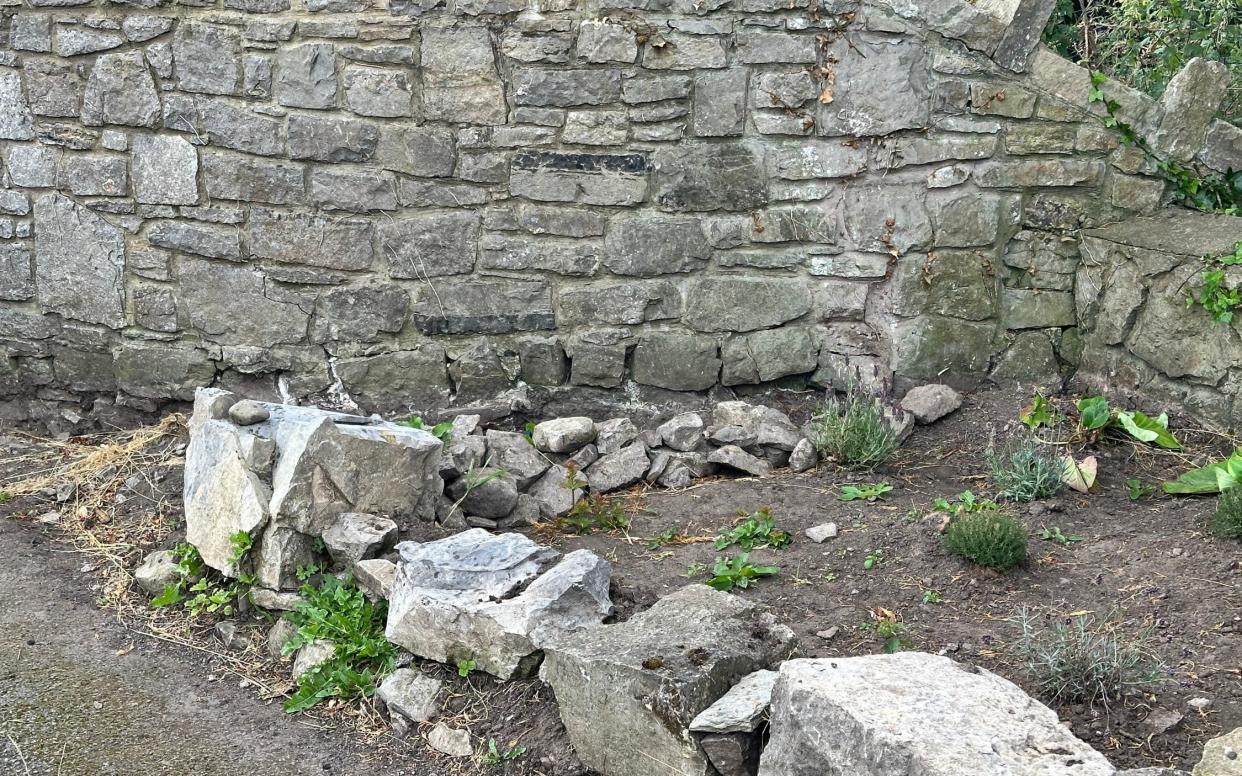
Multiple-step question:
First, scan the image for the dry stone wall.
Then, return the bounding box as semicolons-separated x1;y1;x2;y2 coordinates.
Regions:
0;0;1239;421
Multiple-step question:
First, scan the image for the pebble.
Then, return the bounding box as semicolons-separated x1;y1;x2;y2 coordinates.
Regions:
1170;547;1184;557
1187;697;1213;711
816;626;839;641
805;523;838;543
228;399;271;426
427;722;473;758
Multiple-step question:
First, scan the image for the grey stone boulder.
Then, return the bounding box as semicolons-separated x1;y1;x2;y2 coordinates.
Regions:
446;468;519;519
385;530;612;679
899;384;962;424
439;434;486;479
321;512;398;565
483;430;551;488
527;464;579;518
757;653;1115;776
542;584;796;776
267;618;298;660
353;558;396;601
228;399;270;426
658;412;706;452
1194;726;1241;776
789;438;818;472
134;549;179;596
690;669;778;734
292;639;336;680
532;417;596;453
708;445;771;477
587;442;649;493
377;668;443;724
250;587;302;612
596;417;639;454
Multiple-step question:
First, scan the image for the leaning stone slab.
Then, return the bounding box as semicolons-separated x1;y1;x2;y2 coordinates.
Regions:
385;530;612;680
757;653;1115;776
542;584;796;776
690;669;778;734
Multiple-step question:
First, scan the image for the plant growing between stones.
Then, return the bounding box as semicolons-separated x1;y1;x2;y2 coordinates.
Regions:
1011;607;1164;707
714;507;791;551
281;574;395;713
398;415;454;442
839;482;893;502
226;529;253;566
151;542;253;618
986;437;1065;502
1212;483;1242;539
703;553;779;592
456;658;477;678
556;463;629;534
943;509;1028;572
480;738;526;765
1187;241;1242;324
810;388;899;469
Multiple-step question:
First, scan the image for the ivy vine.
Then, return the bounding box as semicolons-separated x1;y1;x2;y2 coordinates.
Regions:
1188;240;1242;324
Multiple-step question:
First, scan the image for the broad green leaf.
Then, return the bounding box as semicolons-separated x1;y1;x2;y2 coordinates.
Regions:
1076;397;1111;430
1062;455;1098;493
1115;410;1182;449
1020;394;1059;430
1163;451;1242;494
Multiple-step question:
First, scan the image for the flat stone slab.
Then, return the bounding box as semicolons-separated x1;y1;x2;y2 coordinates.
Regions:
758;653;1115;776
690;669;778;734
542;584;796;776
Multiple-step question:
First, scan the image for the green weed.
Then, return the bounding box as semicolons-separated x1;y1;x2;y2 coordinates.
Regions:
1212;484;1242;539
1020;393;1061;430
839;483;893;502
1126;478;1156;501
810;388;899;468
1040;526;1082;546
704;554;779;592
150;542;251;618
456;658;477;678
481;738;526;765
986;437;1064;502
714;507;790;551
399;415;454;441
863;549;883;571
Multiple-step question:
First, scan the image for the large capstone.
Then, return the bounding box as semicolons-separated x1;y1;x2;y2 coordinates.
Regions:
385;530;612;680
183;388;442;587
542;584;796;776
757;653;1115;776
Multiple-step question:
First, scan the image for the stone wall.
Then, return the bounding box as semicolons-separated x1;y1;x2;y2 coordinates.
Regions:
1;0;1239;420
1076;210;1242;429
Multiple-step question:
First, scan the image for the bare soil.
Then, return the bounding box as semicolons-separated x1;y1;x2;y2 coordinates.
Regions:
2;387;1240;774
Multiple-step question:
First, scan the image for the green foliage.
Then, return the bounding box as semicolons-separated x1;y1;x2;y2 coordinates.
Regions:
1020;394;1062;431
399;416;453;442
1076;396;1112;431
986;437;1065;503
943;511;1028;571
714;508;790;551
839;482;893;502
481;739;526;765
0;490;11;505
704;553;779;592
281;574;395;713
810;389;899;468
1126;478;1156;501
863;549;883;571
1164;449;1242;494
1047;0;1242;125
456;658;477;678
1074;396;1181;449
1011;607;1164;706
921;589;942;604
296;564;320;582
934;490;999;517
1086;71;1241;215
862;616;911;654
558;463;628;534
227;530;254;566
1212;483;1242;539
645;527;682;550
1188;242;1242;323
1039;526;1083;546
150;542;251;617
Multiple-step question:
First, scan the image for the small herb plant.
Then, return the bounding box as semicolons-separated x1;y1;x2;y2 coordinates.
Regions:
481;738;526;765
1020;394;1061;431
1074;396;1181;449
0;490;11;504
810;388;899;468
399;415;454;442
704;554;779;592
1213;484;1242;539
1188;241;1242;324
921;589;942;605
934;490;1000;517
1012;607;1163;706
1125;478;1156;501
151;542;253;618
645;527;682;550
863;549;883;571
456;658;477;678
1040;526;1082;546
714;508;791;551
839;482;893;502
281;574;396;713
862;609;911;654
943;511;1028;571
986;437;1064;502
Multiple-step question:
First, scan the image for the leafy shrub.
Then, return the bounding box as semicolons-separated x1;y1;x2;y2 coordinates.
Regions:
943;511;1028;571
1212;484;1242;539
714;507;790;551
281;574;395;713
811;389;898;468
1045;0;1242;125
986;437;1064;502
1012;607;1163;706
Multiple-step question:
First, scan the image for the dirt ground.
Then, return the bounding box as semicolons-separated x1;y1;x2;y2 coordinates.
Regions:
1;386;1240;775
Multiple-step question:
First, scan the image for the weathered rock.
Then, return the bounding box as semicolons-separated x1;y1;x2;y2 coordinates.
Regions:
33;193;125;328
658;413;706;452
292;639;336;680
900;384;962;424
1193;726;1242;776
757;653;1114;776
690;669;778;734
789;438;818;472
385;531;612;679
532;417;595;454
527;464;578;518
483;430;551;488
708;445;771;477
427;722;473;758
321;513;398;565
267;618;298;660
446;468;519;519
377;668;442;724
439;435;486;479
214;620;249;652
543;584;796;776
805;522;838;543
700;733;763;776
353;558;396;601
587;442;649;493
81;50;160;127
595;418;640;454
1151;58;1233;163
228;399;270;426
131;135;199;206
250;587;302;611
134;549;179;596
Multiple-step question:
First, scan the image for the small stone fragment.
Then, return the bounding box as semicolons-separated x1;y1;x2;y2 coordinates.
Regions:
378;668;442;724
789;438;818;472
228;399;271;426
690;669;778;734
595;417;639;454
292;639;336;679
354;558;396;601
134;549;179;596
707;445;770;477
428;722;473;758
587;442;649;493
657;412;706;452
267;618;298;660
899;384;963;424
806;523;838;543
321;512;398;565
446;469;519;518
532;417;595;453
